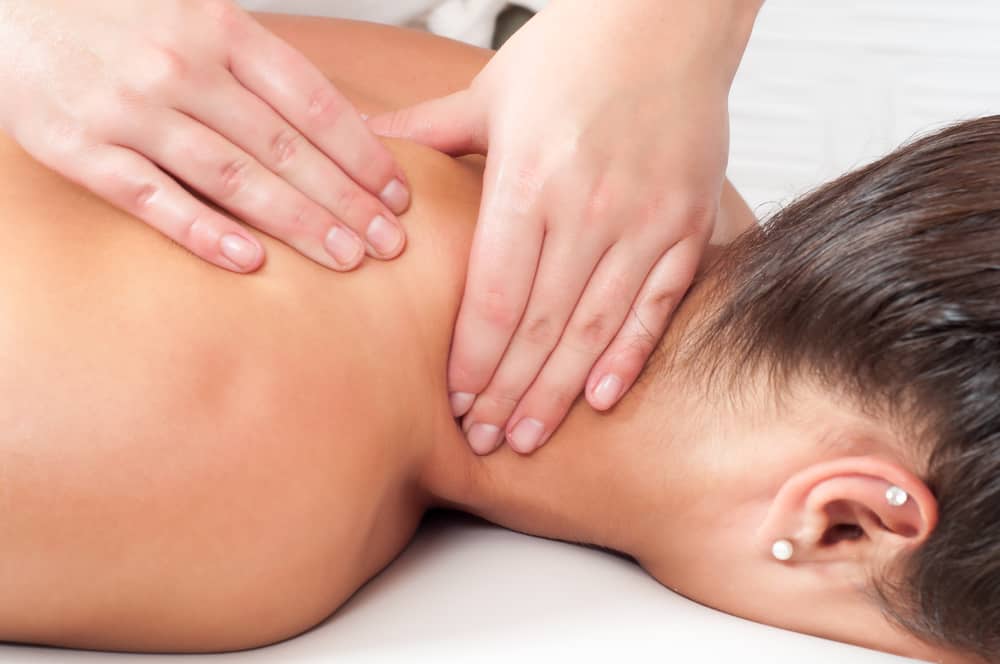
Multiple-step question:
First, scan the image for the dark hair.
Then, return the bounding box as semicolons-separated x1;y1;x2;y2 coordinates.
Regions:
696;116;1000;660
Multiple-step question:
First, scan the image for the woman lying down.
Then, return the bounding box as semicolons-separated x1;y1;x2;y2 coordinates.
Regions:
1;15;997;664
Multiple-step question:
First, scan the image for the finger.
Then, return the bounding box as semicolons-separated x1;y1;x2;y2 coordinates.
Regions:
180;75;405;259
130;109;365;271
586;236;705;412
227;20;411;215
504;238;670;455
70;144;264;272
460;232;607;455
447;155;546;416
367;90;487;157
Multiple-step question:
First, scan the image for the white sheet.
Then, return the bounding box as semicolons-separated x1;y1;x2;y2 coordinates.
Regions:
2;513;917;664
236;0;441;26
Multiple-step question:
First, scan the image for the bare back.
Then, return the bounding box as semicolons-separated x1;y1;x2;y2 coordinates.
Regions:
0;16;755;653
0;16;487;652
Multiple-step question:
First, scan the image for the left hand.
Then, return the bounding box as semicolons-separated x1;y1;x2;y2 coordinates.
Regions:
371;0;756;455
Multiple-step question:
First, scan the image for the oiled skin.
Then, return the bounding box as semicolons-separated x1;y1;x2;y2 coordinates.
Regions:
0;16;753;653
0;17;487;651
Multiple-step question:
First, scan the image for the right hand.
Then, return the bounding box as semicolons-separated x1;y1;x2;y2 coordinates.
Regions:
0;0;410;272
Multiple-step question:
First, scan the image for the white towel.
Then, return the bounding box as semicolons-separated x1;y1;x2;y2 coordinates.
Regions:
237;0;443;27
428;0;548;47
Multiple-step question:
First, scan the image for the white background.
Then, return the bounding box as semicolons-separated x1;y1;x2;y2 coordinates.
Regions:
731;0;1000;217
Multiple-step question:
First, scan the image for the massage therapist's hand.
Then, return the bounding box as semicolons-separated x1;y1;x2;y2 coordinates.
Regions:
0;0;410;272
371;0;760;454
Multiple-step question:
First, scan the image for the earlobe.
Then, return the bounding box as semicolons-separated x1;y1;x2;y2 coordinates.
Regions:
757;456;938;573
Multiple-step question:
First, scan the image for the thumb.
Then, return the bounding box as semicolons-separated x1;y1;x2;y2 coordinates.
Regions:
368;89;487;156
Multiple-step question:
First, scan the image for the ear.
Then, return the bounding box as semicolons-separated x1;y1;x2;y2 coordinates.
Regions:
756;456;938;584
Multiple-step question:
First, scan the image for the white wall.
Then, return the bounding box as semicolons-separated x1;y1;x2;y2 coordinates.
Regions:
238;1;1000;214
730;0;1000;216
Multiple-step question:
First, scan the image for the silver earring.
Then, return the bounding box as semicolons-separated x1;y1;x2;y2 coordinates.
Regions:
885;485;909;507
771;539;794;561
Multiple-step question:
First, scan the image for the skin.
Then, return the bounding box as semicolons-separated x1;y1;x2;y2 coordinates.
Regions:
0;0;766;461
0;0;411;274
373;0;764;455
0;16;968;664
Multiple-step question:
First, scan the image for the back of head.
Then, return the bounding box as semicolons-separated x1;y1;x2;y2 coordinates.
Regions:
698;116;1000;660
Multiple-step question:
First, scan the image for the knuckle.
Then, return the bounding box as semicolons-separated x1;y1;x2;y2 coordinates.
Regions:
125;46;189;101
88;99;128;136
581;174;616;227
288;203;313;230
600;271;633;306
450;362;490;394
104;172;160;216
362;146;397;188
268;128;302;171
306;87;347;127
389;108;423;141
148;45;189;90
217;158;251;199
202;0;244;35
472;287;521;330
642;284;679;315
625;316;660;354
181;214;219;256
518;314;559;347
620;329;658;367
495;163;544;217
332;185;362;222
546;383;578;415
385;108;417;139
480;387;521;413
36;120;89;162
570;310;618;353
130;183;161;214
662;196;716;238
621;304;670;355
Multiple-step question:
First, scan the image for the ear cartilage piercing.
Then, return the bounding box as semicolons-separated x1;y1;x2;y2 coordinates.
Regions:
771;539;794;561
885;485;909;507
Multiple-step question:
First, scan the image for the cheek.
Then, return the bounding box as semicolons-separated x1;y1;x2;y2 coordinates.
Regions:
638;514;803;635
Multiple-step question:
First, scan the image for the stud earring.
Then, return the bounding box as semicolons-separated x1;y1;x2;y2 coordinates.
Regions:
771;539;794;561
885;485;909;507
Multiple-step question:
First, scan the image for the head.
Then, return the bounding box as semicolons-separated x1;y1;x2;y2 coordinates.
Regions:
637;116;1000;663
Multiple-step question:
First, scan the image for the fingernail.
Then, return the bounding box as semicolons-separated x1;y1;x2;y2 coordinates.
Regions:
509;418;545;454
366;215;402;257
592;374;624;410
379;178;410;214
450;391;475;417
467;423;502;455
220;234;261;270
325;226;362;267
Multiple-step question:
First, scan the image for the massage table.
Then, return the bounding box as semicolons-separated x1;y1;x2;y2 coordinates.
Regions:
4;1;998;661
4;512;915;663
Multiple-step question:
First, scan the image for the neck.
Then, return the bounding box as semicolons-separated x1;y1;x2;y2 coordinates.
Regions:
415;179;759;566
417;292;719;565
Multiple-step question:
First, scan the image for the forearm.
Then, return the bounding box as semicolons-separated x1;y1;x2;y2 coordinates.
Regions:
547;0;762;88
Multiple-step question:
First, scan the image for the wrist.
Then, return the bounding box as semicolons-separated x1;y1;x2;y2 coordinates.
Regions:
544;0;762;86
651;0;763;84
712;0;764;84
